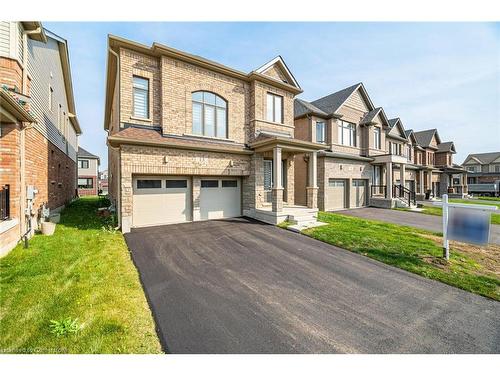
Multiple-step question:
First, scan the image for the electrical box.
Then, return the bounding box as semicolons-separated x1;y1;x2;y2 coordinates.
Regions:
27;185;38;200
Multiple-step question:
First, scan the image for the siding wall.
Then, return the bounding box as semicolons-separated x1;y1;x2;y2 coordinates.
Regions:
27;35;78;162
0;21;11;57
78;158;99;177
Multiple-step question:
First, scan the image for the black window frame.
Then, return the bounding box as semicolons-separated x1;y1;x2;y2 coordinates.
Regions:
165;180;188;189
222;180;238;188
136;179;161;189
78;159;89;169
78;178;94;189
201;180;219;188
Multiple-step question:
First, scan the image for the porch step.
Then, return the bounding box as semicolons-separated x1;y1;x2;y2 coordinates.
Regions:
288;213;318;226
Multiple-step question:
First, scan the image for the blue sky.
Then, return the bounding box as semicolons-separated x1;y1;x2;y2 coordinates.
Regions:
44;22;500;168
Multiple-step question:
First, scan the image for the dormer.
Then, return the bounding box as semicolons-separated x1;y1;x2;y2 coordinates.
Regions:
386;118;408;156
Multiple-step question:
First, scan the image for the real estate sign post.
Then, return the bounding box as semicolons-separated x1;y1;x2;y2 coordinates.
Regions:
434;194;497;260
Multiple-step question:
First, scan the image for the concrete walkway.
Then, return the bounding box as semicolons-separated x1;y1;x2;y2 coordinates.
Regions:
338;207;500;245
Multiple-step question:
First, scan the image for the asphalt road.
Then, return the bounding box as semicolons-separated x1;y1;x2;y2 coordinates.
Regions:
338;207;500;245
125;218;500;354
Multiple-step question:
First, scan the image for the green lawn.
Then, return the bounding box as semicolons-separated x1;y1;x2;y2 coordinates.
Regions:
478;196;500;202
0;197;162;354
396;199;500;225
303;212;500;301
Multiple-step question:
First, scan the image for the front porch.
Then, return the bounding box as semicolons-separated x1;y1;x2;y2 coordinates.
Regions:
244;134;325;225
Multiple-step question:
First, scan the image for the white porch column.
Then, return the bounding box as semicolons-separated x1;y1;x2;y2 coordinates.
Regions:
419;170;424;194
386;162;393;199
272;147;283;212
273;147;282;189
400;163;406;187
308;151;318;188
306;151;318;209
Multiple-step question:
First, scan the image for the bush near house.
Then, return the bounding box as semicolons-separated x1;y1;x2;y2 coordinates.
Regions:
0;197;162;354
304;212;500;301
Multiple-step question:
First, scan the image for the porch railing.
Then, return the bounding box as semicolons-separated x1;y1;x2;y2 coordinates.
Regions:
370;185;387;198
393;184;416;207
0;184;10;221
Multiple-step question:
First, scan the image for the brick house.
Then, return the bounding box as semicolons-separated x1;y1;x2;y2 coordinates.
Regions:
462;152;500;195
293;83;467;210
0;22;81;256
104;35;324;232
77;147;100;196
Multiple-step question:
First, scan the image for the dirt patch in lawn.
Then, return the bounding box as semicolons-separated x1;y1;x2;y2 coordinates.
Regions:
420;233;500;276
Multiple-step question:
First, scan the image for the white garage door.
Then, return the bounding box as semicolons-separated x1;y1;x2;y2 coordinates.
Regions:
351;179;367;208
326;179;347;210
132;176;191;227
200;178;241;220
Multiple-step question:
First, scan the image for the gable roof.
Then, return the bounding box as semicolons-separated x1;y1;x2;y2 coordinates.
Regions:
78;147;99;160
294;98;329;118
255;56;300;89
310;82;375;116
413;129;441;148
387;118;407;140
436;141;456;154
463;151;500;165
360;107;390;127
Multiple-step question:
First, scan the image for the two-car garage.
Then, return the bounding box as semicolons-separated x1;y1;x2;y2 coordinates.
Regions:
132;176;241;228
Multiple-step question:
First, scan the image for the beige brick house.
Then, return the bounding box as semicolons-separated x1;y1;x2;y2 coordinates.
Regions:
104;35;324;232
293;83;467;210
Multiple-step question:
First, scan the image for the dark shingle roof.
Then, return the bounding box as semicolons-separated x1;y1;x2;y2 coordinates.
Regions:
360;107;383;125
404;129;413;137
388;118;398;128
294;98;328;118
413;129;438;148
78;146;99;160
464;151;500;164
310;83;361;115
436;141;455;153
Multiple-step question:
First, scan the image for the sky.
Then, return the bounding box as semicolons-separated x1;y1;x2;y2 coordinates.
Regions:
44;22;500;169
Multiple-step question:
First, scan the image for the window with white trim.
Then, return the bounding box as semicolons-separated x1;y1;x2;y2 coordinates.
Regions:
78;178;93;189
316;121;325;143
338;120;356;147
192;91;227;138
266;93;283;123
374;127;381;149
133;76;149;119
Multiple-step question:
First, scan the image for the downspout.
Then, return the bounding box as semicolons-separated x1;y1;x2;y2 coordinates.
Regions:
108;47;121;230
20;27;30;247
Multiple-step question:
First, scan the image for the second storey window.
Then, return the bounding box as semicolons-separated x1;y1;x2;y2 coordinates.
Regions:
338;120;356;147
266;93;283;123
192;91;227;138
78;159;89;169
133;76;149;119
316;121;325;143
374;127;381;149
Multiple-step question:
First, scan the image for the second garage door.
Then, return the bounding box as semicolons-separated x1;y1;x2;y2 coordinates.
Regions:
200;178;241;220
350;179;367;208
326;179;347;210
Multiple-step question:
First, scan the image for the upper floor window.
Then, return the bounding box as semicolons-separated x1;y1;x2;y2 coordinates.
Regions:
408;146;412;161
466;166;476;172
374;127;381;149
338;120;356;147
192;91;227;138
316;121;325;143
494;165;500;172
78;159;89;169
133;76;149;119
390;142;402;156
266;93;283;123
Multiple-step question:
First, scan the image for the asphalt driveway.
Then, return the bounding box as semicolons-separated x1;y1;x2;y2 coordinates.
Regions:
125;218;500;354
338;207;500;245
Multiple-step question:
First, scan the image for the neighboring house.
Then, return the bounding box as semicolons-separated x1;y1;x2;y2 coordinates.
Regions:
99;169;108;195
77;147;100;196
293;83;467;210
462;152;500;184
104;35;324;232
0;22;81;256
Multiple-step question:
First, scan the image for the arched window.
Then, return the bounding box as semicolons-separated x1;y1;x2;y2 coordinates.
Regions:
192;91;227;138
